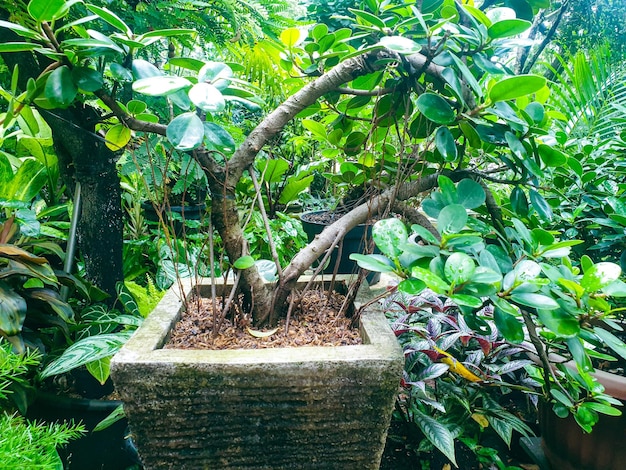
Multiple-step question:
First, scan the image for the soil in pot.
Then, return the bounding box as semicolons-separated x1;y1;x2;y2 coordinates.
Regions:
300;210;381;283
166;288;362;349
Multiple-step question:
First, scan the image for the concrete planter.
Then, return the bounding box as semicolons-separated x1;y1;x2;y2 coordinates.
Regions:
111;276;403;469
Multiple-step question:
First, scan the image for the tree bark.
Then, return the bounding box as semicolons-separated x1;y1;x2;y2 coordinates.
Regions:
43;107;124;302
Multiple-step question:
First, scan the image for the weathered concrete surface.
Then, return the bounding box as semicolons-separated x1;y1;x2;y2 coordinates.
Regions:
111;276;403;469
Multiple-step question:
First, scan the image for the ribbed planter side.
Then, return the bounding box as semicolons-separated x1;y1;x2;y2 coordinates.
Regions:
111;276;403;470
540;368;626;470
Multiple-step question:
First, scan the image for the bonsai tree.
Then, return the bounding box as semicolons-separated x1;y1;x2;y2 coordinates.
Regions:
0;0;569;327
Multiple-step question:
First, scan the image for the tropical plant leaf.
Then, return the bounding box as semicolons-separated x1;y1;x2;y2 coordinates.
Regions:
413;408;457;466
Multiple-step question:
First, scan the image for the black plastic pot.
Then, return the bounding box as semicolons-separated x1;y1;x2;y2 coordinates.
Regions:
26;392;140;470
300;210;381;284
141;201;206;236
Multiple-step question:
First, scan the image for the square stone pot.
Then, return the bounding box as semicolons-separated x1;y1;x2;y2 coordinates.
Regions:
111;276;403;469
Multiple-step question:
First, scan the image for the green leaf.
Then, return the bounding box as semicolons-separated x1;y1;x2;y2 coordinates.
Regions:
435;127;457;162
0;281;27;336
233;255;255;270
538;309;580;337
126;100;147;115
188;83;225;113
94;404;126;432
537;144;567;167
85;357;111;385
489;75;547;102
132;76;191;96
398;278;426;294
510;293;559;310
40;331;133;379
139;28;197;40
203;122;236;153
437;204;467;234
104;124;131;151
457;179;485;209
350;254;395;273
444;252;475;284
411;224;439;245
581;262;621;292
349;9;386;29
450;294;483;308
494;308;524;343
86;4;131;36
72;66;103;92
413;409;457;467
510;186;529;217
372;218;408;258
411;266;450;293
437;175;457;206
529;189;553;221
4;159;47;202
132;59;162;79
198;62;233;91
488;19;532;39
28;0;68;21
0;20;44;41
44;66;77;107
0;42;41;53
278;176;314;205
416;93;456;124
594;327;626;361
379;36;421;54
166;112;204;150
302;119;327;141
258;159;290;183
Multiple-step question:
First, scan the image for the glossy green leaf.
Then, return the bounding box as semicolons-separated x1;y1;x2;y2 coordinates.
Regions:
3;159;47;202
0;281;26;336
0;42;41;53
104;124;131;151
72;66;103;92
437;175;457;206
435;127;457;162
457;179;485;209
444;252;475;284
0;20;44;41
581;262;621;292
488;19;532;39
437;204;467;234
86;357;111;385
398;278;427;294
86;4;131;36
411;224;439;245
529;189;553;221
198;62;233;90
126;100;147;115
417;93;456;124
349;8;386;28
188;83;225;113
132;76;191;96
510;186;529;217
278;175;314;205
593;327;626;361
459;121;481;148
372;218;408;259
131;59;162;79
40;331;133;379
450;294;483;308
494;308;524;343
538;309;580;337
28;0;67;21
413;409;457;467
233;255;255;270
566;337;592;372
203;122;236;153
139;28;197;40
350;253;395;273
489;75;547;102
412;266;450;293
537;144;567;167
510;293;559;310
166;112;204;150
379;35;421;54
44;66;77;107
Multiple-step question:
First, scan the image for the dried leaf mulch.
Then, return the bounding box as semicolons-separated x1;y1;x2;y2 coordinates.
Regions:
165;289;362;350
